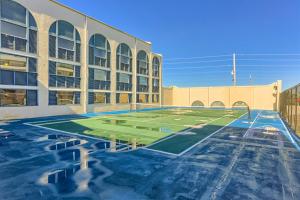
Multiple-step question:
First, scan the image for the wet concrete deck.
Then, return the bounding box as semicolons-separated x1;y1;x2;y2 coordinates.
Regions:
0;110;299;199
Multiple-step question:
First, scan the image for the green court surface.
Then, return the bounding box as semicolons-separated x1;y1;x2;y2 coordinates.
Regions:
34;108;246;154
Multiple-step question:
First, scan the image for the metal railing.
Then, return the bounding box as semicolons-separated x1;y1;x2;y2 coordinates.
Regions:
280;83;300;136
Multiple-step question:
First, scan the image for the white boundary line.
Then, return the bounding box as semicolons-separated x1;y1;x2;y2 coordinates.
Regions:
145;115;229;149
140;147;179;157
278;116;300;152
24;122;110;142
177;112;248;156
243;110;261;138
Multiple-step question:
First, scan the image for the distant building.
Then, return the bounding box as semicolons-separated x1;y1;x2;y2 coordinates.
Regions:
0;0;162;119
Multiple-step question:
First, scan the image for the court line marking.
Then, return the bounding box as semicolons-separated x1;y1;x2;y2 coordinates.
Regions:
145;113;244;155
140;147;179;157
177;112;248;156
23;122;111;142
278;115;300;152
243;110;261;138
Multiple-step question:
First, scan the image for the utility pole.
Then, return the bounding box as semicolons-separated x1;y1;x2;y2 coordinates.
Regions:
232;53;236;86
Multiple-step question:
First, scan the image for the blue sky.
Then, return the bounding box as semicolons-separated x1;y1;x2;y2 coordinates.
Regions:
57;0;300;90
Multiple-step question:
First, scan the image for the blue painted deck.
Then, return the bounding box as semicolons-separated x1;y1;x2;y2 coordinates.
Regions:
0;110;299;199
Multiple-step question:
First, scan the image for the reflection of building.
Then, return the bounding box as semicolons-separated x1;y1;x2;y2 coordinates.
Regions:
163;81;282;111
0;0;162;119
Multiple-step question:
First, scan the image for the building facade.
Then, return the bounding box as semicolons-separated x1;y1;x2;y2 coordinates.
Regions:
0;0;162;119
162;81;282;111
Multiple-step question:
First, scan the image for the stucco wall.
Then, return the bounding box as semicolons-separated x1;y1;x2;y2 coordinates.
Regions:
162;81;282;111
0;0;162;120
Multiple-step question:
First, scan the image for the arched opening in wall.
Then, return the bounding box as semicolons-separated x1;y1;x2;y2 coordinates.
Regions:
211;101;225;108
192;100;204;107
232;101;248;108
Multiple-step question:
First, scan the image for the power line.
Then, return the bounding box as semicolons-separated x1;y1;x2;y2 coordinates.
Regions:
163;54;231;61
237;53;300;56
164;59;232;65
163;65;231;69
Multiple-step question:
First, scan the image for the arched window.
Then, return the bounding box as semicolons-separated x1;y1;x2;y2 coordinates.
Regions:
137;50;148;75
0;0;37;53
211;101;225;108
89;34;110;68
232;101;248;108
49;20;81;62
192;100;204;107
152;57;160;77
116;43;132;72
0;0;38;107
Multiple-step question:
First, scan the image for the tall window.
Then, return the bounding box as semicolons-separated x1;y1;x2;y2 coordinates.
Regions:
152;57;160;77
0;0;38;107
0;0;37;54
88;34;111;91
116;43;132;72
137;50;148;75
89;34;110;68
49;20;81;62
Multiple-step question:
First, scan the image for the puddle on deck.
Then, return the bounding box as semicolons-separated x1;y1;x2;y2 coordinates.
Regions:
100;119;173;133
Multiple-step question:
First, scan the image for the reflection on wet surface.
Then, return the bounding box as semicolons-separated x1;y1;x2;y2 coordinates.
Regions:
101;119;173;133
1;110;300;200
49;140;81;151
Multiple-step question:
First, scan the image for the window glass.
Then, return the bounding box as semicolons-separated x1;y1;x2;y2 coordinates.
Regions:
0;89;26;106
152;94;159;103
94;48;106;58
58;38;74;50
120;44;130;55
58;21;74;39
94;35;106;48
1;0;26;24
29;30;37;53
94;69;107;81
137;94;148;103
29;13;37;28
121;56;130;64
1;21;27;38
56;63;74;77
139;76;148;85
118;93;131;104
153;79;159;86
0;53;27;71
26;90;38;106
57;91;74;105
119;73;130;83
94;93;105;104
